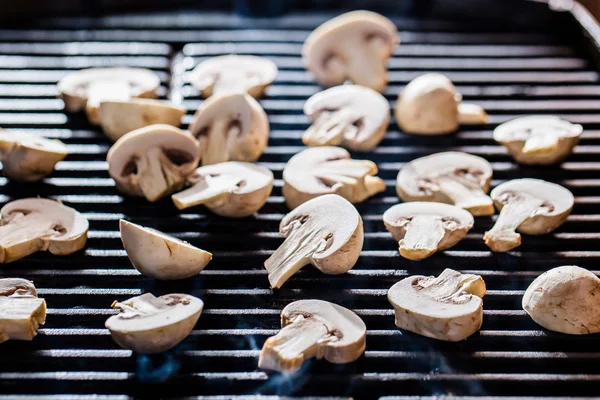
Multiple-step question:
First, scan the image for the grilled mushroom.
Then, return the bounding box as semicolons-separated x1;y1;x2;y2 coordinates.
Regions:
388;269;486;341
484;178;573;252
0;278;46;343
259;299;366;373
264;194;363;289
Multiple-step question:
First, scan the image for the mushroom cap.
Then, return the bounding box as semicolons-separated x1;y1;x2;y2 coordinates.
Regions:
0;278;38;297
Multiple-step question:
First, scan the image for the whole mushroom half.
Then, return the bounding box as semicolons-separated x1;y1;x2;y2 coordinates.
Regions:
484;178;573;252
172;161;273;218
107;124;200;202
0;278;46;343
106;292;203;354
493;116;582;165
283;146;386;210
0;198;88;263
189;93;269;166
395;73;487;135
396;152;494;216
302;10;399;92
264;194;363;289
388;268;486;341
259;299;366;374
302;85;390;151
383;202;474;261
523;266;600;334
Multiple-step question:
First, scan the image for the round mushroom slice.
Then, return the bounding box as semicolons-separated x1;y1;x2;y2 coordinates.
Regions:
396;152;494;216
484;178;573;253
188;55;278;98
172;162;273;218
523;266;600;335
302;85;390;152
259;299;366;374
189;93;269;166
106;293;203;354
107;124;200;202
383;202;474;261
264;194;363;289
493;116;582;165
302;11;399;92
395;73;487;135
283;146;386;210
387;269;486;341
0;278;46;343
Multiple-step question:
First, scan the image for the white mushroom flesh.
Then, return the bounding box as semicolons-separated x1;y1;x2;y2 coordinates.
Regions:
0;278;46;343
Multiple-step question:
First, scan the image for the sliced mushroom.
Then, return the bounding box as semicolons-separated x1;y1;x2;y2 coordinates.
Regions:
383;202;474;261
105;292;203;354
484;178;573;252
172;161;273;217
388;269;486;341
395;73;487;135
0;129;68;182
189;93;269;166
493;116;582;165
302;11;399;92
264;194;363;289
0;278;46;343
107;124;200;202
523;266;600;334
189;55;278;98
396;152;494;216
283;146;385;210
0;198;88;263
259;299;366;373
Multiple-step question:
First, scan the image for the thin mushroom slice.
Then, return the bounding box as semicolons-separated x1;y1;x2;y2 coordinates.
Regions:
388;269;486;341
383;202;474;261
264;194;363;289
396;152;494;216
283;146;385;209
258;299;366;374
105;293;203;354
484;178;573;252
0;278;46;343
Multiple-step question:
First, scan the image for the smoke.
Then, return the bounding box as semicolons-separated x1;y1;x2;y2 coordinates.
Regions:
135;350;182;383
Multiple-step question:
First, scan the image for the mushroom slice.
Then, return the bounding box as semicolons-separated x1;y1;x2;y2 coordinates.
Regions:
0;129;68;182
387;269;486;341
264;194;363;289
493;116;582;165
396;152;494;216
107;124;200;202
188;55;278;98
189;93;269;166
105;293;203;354
302;85;390;152
302;11;399;92
0;278;46;343
523;266;600;334
383;202;474;261
283;146;385;210
395;73;487;135
172;161;273;217
258;299;366;374
484;178;573;252
0;198;88;263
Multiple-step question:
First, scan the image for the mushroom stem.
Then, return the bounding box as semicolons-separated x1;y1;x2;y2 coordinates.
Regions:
86;80;131;124
315;159;386;202
399;216;446;261
457;103;487;125
201;120;232;166
522;133;560;154
418;268;486;299
172;174;241;210
303;111;354;147
0;296;46;343
0;215;58;263
137;147;186;202
437;175;494;216
212;71;256;95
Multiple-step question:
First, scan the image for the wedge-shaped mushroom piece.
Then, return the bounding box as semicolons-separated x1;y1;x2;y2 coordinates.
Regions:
0;129;68;182
388;269;486;341
0;278;46;343
106;292;202;354
189;93;269;166
283;146;385;210
172;161;273;217
383;202;473;261
493;116;582;165
302;11;398;92
523;266;600;334
396;152;494;216
107;124;200;202
259;299;366;373
395;73;487;135
264;194;363;289
0;198;88;263
484;178;573;252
